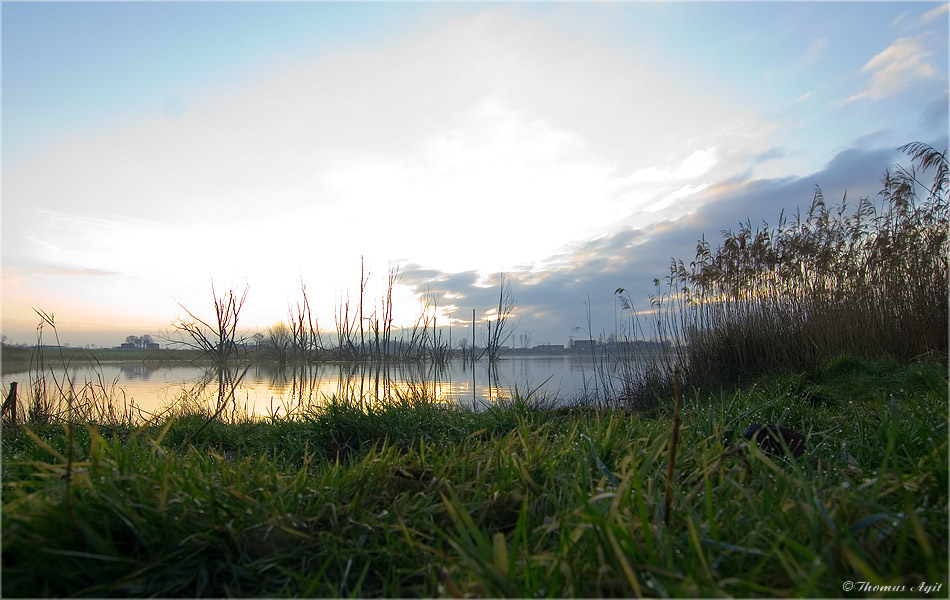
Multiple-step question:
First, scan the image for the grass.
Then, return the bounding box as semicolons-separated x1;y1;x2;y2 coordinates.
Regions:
2;355;946;597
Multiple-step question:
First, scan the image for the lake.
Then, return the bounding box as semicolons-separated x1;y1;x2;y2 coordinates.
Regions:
2;355;630;421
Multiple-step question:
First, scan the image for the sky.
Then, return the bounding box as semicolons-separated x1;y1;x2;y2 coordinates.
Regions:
2;0;948;348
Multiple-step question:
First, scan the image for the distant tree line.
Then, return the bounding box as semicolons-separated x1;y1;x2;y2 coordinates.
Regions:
121;334;159;350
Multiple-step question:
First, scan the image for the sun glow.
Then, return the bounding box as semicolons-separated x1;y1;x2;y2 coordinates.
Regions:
3;3;945;347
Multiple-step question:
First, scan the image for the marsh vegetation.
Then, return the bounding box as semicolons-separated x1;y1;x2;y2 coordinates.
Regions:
2;356;946;596
2;142;947;596
611;141;948;404
166;260;487;366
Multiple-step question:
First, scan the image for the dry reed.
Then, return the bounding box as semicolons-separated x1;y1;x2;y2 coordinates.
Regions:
618;142;948;399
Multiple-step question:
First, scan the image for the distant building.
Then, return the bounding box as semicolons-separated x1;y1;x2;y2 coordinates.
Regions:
532;344;564;353
572;340;597;351
118;342;160;350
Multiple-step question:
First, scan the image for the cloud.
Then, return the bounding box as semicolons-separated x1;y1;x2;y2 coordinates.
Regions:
396;143;914;344
764;37;827;82
921;90;950;131
48;267;120;277
790;37;827;74
755;147;788;164
843;34;937;103
891;4;948;31
620;148;717;185
920;4;949;24
4;7;778;299
802;37;828;65
795;91;815;103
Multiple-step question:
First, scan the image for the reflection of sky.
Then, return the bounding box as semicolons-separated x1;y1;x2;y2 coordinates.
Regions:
2;2;947;347
1;356;637;419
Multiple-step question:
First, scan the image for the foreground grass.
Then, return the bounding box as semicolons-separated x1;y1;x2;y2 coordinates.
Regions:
2;356;946;597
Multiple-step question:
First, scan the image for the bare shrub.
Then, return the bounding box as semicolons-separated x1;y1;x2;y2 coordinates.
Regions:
265;322;293;364
169;282;248;363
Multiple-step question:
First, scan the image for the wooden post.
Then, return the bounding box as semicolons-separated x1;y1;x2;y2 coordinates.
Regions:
2;382;18;425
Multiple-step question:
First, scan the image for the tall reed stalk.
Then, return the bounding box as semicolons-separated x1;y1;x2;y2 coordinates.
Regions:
10;311;146;427
328;262;453;363
618;142;948;400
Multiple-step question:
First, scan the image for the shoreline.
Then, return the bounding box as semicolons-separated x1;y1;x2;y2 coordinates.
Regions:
3;355;946;597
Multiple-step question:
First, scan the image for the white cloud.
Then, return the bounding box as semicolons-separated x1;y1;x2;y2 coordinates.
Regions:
844;34;937;103
3;7;778;337
316;94;625;271
796;91;814;103
891;5;947;30
678;148;717;179
643;182;710;213
920;4;949;24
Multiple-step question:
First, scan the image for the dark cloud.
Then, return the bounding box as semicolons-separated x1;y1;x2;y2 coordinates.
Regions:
921;90;949;132
397;141;941;345
754;147;788;164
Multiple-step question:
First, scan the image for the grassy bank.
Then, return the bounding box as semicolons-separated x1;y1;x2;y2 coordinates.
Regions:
2;355;946;597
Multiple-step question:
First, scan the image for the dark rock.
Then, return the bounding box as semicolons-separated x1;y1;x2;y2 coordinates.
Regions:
742;423;806;459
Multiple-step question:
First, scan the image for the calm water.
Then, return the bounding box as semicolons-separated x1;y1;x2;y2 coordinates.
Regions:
2;356;627;420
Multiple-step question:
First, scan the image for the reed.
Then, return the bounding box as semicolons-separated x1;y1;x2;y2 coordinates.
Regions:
2;312;148;428
480;274;517;362
260;264;513;366
288;281;324;360
616;142;948;401
315;261;456;363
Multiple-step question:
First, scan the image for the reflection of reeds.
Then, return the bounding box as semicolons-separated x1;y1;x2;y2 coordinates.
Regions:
617;142;948;402
8;311;154;428
180;364;250;444
4;357;945;597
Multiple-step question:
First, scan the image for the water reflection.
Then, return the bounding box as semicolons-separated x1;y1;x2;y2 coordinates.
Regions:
217;360;507;418
1;356;624;421
118;363;160;381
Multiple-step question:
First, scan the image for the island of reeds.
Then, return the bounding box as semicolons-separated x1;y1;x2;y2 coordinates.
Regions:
2;142;947;597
